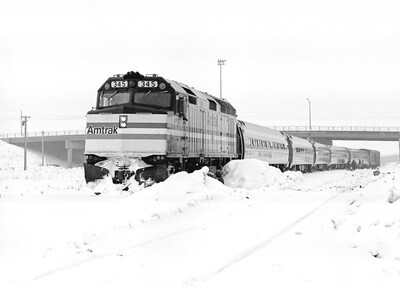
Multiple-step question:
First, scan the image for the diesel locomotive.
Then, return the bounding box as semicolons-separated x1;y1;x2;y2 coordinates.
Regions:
83;71;380;185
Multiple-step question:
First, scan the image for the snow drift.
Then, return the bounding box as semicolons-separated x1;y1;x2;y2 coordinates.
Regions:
0;140;42;170
222;159;303;190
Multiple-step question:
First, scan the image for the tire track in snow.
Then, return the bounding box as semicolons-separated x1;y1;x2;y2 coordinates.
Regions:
26;191;298;285
209;193;340;276
199;170;380;284
27;170;378;286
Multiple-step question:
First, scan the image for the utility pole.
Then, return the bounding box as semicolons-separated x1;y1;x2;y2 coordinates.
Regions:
306;98;311;130
21;114;31;170
217;59;226;99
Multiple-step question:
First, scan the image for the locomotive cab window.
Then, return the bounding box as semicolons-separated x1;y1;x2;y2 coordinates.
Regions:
98;91;130;108
134;91;171;108
208;100;217;111
188;95;197;105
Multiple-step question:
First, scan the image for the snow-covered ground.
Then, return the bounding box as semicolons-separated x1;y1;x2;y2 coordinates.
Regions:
1;140;400;288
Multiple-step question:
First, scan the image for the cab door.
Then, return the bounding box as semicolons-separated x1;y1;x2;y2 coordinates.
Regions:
181;97;189;157
175;95;189;157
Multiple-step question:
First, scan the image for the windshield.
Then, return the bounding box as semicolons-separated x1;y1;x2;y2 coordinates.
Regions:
98;91;130;108
134;91;171;108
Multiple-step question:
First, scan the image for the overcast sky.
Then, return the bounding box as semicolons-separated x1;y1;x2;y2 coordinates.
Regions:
1;0;400;154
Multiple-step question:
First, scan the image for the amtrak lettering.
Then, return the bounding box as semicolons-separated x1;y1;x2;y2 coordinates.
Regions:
87;125;118;135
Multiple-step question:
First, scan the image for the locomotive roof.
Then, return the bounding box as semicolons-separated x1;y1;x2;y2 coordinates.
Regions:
166;79;237;116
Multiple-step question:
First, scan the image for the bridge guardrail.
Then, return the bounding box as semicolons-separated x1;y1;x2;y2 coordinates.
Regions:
269;126;400;132
0;130;86;139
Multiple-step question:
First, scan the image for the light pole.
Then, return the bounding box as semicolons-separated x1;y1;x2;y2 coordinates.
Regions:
217;59;226;99
306;98;311;130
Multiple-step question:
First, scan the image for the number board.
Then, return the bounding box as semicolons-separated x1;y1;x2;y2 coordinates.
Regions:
138;80;158;88
111;81;128;88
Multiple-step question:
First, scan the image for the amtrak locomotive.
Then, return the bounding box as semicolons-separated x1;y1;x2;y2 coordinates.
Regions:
83;71;380;185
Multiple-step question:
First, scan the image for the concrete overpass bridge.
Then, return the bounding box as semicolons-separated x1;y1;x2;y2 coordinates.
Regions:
0;130;86;168
269;126;400;145
1;126;400;168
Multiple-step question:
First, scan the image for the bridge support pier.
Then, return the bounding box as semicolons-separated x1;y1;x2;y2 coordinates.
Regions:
65;140;85;168
67;148;72;168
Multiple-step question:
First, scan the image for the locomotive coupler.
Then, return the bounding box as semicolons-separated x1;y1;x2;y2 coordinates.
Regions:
112;167;134;184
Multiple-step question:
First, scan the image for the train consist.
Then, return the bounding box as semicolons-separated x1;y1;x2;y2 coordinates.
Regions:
83;71;380;185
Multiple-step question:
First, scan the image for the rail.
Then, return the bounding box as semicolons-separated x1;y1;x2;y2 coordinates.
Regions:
0;130;86;139
269;126;400;132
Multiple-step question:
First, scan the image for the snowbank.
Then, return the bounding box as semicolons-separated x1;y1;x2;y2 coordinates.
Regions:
316;165;400;267
118;167;232;221
146;166;229;196
387;185;400;204
0;166;85;197
0;140;86;197
222;159;303;190
0;140;42;170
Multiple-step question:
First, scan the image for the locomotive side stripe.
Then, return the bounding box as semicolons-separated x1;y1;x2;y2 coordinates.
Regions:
86;134;168;140
85;125;236;138
86;128;185;137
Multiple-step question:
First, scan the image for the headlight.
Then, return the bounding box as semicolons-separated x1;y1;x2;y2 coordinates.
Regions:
119;115;128;128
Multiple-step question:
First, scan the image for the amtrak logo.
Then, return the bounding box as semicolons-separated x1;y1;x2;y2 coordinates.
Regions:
87;125;118;135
